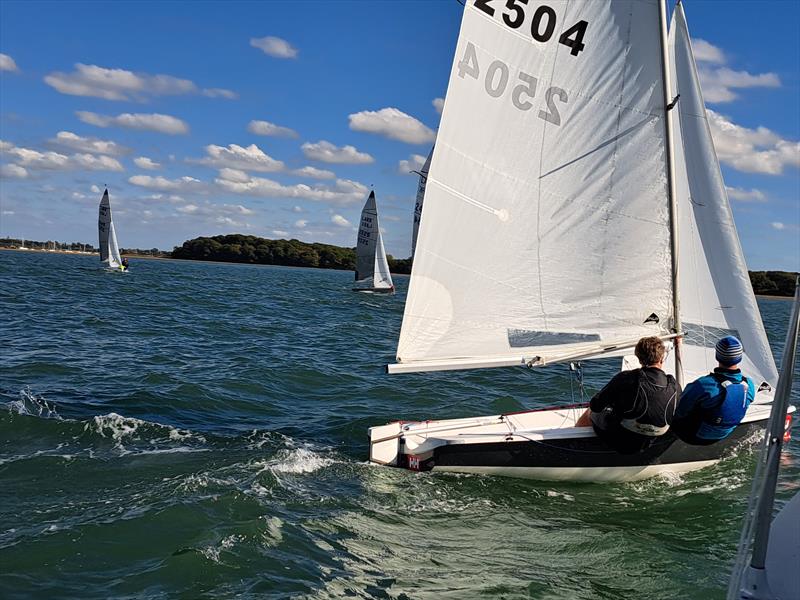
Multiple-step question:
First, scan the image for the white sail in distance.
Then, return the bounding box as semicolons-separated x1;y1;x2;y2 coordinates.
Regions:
668;3;777;387
411;146;434;258
98;189;122;269
395;0;675;372
355;191;394;291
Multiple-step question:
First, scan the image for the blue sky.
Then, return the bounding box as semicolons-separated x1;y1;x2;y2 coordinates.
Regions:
0;0;797;269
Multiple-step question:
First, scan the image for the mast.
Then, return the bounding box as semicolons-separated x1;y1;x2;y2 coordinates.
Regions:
658;0;683;386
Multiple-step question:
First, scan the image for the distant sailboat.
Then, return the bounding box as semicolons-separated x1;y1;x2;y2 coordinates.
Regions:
368;0;791;482
98;188;125;271
411;146;434;258
353;191;394;293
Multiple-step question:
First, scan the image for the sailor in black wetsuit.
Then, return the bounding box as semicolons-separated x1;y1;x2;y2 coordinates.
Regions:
576;336;681;454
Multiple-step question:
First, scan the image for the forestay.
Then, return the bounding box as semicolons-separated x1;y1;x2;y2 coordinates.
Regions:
98;189;122;269
355;191;393;290
411;146;434;258
396;0;674;372
668;3;777;388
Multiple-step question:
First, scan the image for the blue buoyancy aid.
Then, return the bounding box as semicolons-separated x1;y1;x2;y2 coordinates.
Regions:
696;377;750;440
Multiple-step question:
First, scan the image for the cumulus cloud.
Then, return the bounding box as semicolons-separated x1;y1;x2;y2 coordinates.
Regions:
700;69;781;103
91;185;101;194
294;219;308;228
128;174;204;192
76;111;189;135
247;120;298;138
192;143;284;173
134;156;161;170
215;168;368;205
49;131;129;156
349;107;435;144
177;201;253;216
432;98;444;114
725;186;766;202
44;63;235;102
217;167;250;183
1;141;123;172
398;153;426;174
202;88;239;99
292;206;303;213
331;214;351;227
691;39;780;103
771;222;785;230
301;140;373;165
291;166;335;179
708;110;800;175
0;53;19;73
691;39;725;64
250;36;298;59
0;164;28;178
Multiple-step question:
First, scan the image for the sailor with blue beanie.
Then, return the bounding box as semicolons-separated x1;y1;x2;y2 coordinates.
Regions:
672;335;755;445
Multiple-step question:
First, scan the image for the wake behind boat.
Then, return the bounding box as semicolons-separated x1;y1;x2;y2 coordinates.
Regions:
98;188;127;272
353;190;393;293
368;0;792;482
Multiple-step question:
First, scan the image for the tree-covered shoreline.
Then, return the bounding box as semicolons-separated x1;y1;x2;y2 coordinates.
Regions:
171;234;413;274
170;235;798;294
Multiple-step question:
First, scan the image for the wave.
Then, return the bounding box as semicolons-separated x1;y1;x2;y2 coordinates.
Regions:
8;387;61;419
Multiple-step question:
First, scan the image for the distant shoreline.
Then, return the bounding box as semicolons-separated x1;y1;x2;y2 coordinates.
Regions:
0;247;791;293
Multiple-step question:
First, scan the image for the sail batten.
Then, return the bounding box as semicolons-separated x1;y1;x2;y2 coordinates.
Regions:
397;0;674;368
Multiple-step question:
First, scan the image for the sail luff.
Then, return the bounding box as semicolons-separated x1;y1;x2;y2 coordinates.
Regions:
659;0;683;387
668;2;778;386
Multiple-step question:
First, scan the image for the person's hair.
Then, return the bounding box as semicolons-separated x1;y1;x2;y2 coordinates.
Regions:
635;336;666;366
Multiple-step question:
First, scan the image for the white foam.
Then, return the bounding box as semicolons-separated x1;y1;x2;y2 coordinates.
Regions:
88;413;204;452
546;490;575;501
200;534;241;563
90;413;144;442
262;447;334;475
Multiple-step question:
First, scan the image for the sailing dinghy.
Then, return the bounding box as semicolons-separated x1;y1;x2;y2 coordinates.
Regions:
353;191;394;293
98;188;125;271
411;146;434;258
368;0;792;482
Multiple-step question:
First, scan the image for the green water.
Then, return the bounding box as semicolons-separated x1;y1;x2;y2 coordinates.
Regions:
1;250;797;599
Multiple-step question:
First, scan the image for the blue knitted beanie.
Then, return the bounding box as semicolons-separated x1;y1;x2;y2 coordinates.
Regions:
715;336;743;365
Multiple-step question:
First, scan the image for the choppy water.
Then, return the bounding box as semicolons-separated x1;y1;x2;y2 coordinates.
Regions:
1;250;797;600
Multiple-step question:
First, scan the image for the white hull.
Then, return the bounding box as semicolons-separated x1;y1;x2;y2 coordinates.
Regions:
432;460;718;483
369;399;791;483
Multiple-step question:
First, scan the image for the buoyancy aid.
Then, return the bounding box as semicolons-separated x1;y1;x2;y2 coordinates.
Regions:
619;369;678;437
696;376;750;440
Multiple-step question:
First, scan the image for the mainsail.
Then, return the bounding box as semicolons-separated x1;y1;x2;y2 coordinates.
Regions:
411;146;434;258
98;189;122;269
668;3;777;387
355;191;394;291
395;0;675;372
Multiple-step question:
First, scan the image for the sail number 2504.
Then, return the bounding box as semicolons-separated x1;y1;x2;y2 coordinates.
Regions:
458;42;568;125
473;0;589;57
